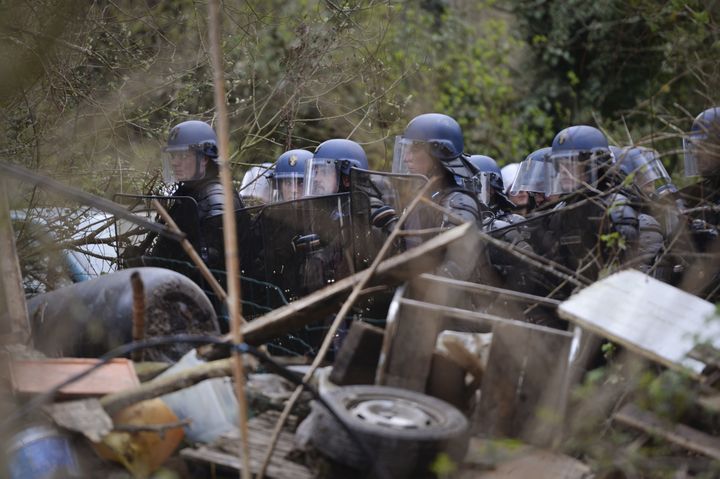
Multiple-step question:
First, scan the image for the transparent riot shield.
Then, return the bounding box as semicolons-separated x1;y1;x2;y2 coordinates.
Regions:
256;193;353;303
349;168;436;253
112;194;201;272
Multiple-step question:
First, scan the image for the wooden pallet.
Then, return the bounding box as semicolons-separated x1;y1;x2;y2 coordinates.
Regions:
180;411;311;479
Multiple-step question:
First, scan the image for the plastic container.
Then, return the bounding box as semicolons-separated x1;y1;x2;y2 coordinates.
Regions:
158;350;239;443
5;424;81;479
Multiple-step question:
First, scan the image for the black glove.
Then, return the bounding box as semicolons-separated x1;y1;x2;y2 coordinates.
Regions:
370;204;398;230
292;233;321;253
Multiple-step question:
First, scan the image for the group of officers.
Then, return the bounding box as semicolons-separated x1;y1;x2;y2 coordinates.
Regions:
143;107;720;333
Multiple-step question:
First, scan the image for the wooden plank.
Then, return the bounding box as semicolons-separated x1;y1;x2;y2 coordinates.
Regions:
476;322;572;445
180;411;312;479
329;321;384;385
9;358;139;398
0;183;30;342
381;305;442;391
414;273;561;307
238;222;473;345
614;403;720;461
558;270;718;375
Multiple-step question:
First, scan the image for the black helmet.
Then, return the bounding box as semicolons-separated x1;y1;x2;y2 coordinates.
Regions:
162;120;219;183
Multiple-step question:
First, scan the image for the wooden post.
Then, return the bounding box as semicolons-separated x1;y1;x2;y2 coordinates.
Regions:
130;271;145;362
207;2;251;479
0;182;31;344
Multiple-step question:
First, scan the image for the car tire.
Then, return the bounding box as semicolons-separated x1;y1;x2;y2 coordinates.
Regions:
309;385;469;478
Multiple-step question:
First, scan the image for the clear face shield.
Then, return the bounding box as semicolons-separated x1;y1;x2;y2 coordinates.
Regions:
623;150;672;195
684;134;720;177
161;146;205;183
545;150;607;196
273;173;304;202
392;137;436;177
510;157;547;195
304;158;340;197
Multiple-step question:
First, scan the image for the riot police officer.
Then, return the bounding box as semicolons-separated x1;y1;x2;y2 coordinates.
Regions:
501;162;530;216
538;125;643;282
392;113;482;227
272;149;313;202
679;107;720;298
608;145;684;282
466;154;516;215
510;147;555;211
153;120;243;270
304;139;369;196
392;113;488;281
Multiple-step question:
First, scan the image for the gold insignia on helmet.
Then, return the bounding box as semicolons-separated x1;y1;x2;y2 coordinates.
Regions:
289;155;297;167
558;133;567;145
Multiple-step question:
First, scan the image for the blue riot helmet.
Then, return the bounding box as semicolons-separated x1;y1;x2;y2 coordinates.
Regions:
392;113;464;178
467;155;503;205
617;146;676;197
546;125;611;196
304;139;368;197
684;107;720;177
162;120;219;183
273;149;313;201
510;147;551;195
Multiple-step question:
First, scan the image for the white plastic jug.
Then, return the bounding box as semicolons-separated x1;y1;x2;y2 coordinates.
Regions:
158;350;239;444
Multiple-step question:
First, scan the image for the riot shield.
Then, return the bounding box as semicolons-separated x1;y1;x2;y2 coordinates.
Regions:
256;193;353;304
516;195;616;297
349;168;433;254
113;194;201;271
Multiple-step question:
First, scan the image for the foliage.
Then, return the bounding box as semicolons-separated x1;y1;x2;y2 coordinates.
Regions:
511;0;720;172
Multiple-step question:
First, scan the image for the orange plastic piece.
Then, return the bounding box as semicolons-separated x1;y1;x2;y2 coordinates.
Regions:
92;398;185;478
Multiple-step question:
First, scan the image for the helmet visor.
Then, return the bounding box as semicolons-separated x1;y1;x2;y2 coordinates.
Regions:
304;159;339;197
161;147;204;183
545;152;590;195
392;136;435;177
510;157;547;195
683;133;720;177
621;149;672;192
273;173;304;202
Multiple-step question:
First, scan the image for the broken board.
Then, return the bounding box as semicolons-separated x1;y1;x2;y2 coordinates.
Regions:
8;357;140;397
558;270;719;375
613;403;720;461
476;322;572;445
